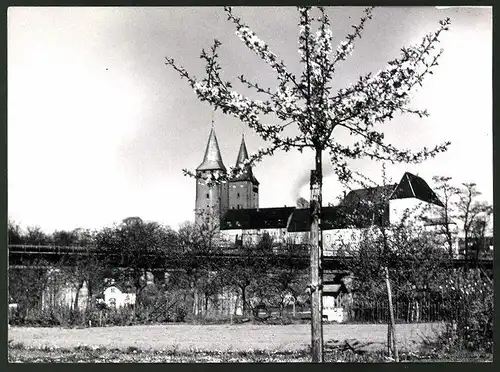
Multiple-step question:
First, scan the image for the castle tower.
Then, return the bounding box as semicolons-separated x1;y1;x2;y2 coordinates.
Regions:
228;135;259;210
195;127;229;226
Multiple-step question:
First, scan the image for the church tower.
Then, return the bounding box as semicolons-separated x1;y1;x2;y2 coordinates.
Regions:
195;128;229;227
228;135;259;210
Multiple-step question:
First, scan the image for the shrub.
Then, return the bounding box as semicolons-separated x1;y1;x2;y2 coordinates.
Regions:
174;305;187;322
106;306;135;326
440;269;493;352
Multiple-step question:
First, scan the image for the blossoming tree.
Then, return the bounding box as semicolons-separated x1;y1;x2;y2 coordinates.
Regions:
166;6;450;361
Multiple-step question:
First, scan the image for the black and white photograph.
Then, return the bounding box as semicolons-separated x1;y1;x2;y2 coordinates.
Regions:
7;5;493;363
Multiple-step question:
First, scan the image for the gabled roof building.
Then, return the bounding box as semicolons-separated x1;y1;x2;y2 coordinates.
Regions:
194;128;444;250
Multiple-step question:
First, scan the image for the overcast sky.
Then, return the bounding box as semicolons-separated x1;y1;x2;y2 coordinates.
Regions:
8;6;492;233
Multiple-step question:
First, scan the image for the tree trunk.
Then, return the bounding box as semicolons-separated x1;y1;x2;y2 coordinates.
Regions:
73;279;84;312
204;292;209;317
134;269;143;313
309;148;324;362
464;231;469;271
229;289;233;324
443;206;454;258
233;290;239;316
387;321;392;357
475;224;485;267
240;285;247;317
385;266;399;361
86;279;93;312
193;289;199;317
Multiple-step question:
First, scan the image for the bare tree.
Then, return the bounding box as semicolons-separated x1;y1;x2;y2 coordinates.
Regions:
166;7;451;361
176;219;222;317
271;241;309;317
8;219;24;245
470;211;493;262
26;226;50;245
95;217;176;311
455;183;492;268
429;176;460;257
52;229;78;246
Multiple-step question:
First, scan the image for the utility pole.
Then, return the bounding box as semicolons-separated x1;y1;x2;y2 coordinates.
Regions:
309;157;324;362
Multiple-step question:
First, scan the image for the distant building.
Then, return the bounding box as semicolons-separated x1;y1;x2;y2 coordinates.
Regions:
195;129;259;226
194;128;445;254
102;283;136;308
193;129;450;320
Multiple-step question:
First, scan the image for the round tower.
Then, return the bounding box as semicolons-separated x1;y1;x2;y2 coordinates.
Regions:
195;127;229;227
228;135;259;210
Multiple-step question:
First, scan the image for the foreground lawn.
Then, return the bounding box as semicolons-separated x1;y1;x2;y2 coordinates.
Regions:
8;343;492;363
8;323;443;354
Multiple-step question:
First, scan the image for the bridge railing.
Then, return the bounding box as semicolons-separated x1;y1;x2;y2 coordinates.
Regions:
7;245;493;270
8;244;94;255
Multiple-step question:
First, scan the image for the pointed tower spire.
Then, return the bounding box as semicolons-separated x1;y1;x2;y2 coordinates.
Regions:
233;135;259;185
197;127;226;172
235;135;249;167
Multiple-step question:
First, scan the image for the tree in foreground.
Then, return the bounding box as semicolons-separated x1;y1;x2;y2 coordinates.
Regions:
166;7;450;361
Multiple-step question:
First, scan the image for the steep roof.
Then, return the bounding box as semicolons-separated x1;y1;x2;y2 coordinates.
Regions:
221;205;386;232
103;283;135;294
390;172;444;207
220;207;294;230
231;135;259;185
236;135;249;165
219;173;442;232
340;184;397;208
197;128;227;172
339;172;444;208
286;205;389;232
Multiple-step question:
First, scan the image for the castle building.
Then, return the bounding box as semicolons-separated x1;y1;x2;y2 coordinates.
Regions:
195;128;445;251
195;127;259;226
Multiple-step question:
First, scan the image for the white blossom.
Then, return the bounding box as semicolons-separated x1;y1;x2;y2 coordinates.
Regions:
167;7;451;185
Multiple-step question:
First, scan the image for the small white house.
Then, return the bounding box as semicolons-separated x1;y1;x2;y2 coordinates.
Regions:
102;284;136;308
322;283;350;323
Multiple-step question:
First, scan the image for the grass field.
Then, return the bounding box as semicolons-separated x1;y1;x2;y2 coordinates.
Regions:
9;323;443;353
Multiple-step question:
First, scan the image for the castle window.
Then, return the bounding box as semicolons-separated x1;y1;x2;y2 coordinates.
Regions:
237;193;240;198
206;193;209;199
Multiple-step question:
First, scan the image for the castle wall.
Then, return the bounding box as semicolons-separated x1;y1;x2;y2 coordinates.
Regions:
228;181;258;210
252;183;259;208
195;171;227;227
220;182;229;215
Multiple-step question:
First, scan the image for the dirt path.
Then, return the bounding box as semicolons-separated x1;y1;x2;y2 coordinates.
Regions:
9;323;443;352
